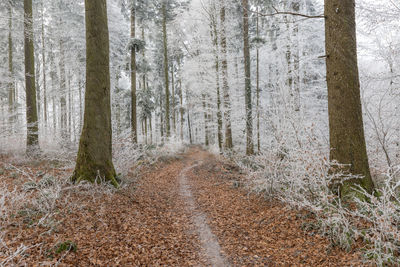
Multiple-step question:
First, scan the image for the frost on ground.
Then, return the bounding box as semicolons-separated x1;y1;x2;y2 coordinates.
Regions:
228;122;400;266
0;136;186;265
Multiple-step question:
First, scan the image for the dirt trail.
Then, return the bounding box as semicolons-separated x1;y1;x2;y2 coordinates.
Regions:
179;162;228;266
4;148;361;266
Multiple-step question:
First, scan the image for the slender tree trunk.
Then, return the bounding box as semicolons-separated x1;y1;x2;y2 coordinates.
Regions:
202;94;209;146
242;0;254;155
24;0;39;155
150;115;153;144
162;3;170;137
325;0;374;196
220;0;233;149
8;3;15;127
211;9;223;153
178;63;184;141
292;1;301;112
72;0;117;187
115;71;121;136
68;71;72;139
131;1;138;143
35;51;41;125
160;96;164;138
171;61;176;134
41;2;47;126
59;37;68;142
256;4;260;153
49;42;57;135
186;87;192;144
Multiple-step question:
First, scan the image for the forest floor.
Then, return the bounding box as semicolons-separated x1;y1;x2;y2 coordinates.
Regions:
0;147;363;266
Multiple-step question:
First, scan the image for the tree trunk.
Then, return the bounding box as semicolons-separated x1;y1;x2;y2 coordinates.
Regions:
8;2;15;127
292;1;301;112
72;0;117;187
211;7;223;153
24;0;39;155
59;37;68;142
131;1;138;143
41;2;47;126
49;42;57;135
242;0;254;155
179;70;184;141
325;0;374;196
162;3;170;137
171;61;176;134
202;94;209;146
220;0;233;149
256;4;260;154
160;96;164;138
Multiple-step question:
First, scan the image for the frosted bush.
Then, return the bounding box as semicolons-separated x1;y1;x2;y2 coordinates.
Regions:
234;122;400;266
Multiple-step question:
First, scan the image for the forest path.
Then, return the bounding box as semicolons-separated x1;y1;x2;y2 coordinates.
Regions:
129;147;361;266
13;147;361;265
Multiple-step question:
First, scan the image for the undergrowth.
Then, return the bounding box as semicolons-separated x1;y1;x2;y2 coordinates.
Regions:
224;123;400;266
0;133;186;265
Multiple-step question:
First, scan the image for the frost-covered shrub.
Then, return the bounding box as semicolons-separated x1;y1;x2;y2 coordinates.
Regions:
234;121;400;266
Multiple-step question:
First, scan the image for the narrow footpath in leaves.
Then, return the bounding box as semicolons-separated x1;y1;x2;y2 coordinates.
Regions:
7;148;361;265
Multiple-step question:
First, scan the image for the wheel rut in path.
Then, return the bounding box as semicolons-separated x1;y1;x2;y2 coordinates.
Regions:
178;161;229;267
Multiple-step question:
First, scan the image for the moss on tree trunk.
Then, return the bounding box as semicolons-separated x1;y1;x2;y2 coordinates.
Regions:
325;0;374;197
24;0;40;155
72;0;118;187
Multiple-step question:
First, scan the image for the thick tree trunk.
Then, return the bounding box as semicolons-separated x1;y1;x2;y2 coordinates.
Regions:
131;2;138;143
162;3;170;137
72;0;117;187
220;0;233;150
24;0;40;155
325;0;374;196
242;0;254;155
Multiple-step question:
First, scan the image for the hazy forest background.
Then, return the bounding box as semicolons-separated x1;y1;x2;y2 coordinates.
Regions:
0;0;400;265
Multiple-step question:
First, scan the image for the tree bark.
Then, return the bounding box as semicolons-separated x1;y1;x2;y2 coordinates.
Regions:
8;2;15;127
41;2;47;126
220;0;233;150
24;0;40;155
243;0;254;155
256;4;260;153
59;34;68;142
72;0;117;187
211;6;223;153
202;94;209;146
325;0;374;196
162;2;171;137
171;61;176;134
131;1;138;143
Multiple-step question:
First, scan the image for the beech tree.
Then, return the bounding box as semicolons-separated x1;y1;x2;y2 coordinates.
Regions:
325;0;375;196
72;0;118;187
242;0;254;155
220;0;233;150
24;0;39;155
131;0;138;143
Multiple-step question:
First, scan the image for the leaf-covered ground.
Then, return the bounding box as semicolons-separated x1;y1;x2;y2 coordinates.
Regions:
0;148;361;266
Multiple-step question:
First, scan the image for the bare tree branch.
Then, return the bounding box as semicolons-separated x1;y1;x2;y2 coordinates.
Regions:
248;6;325;19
